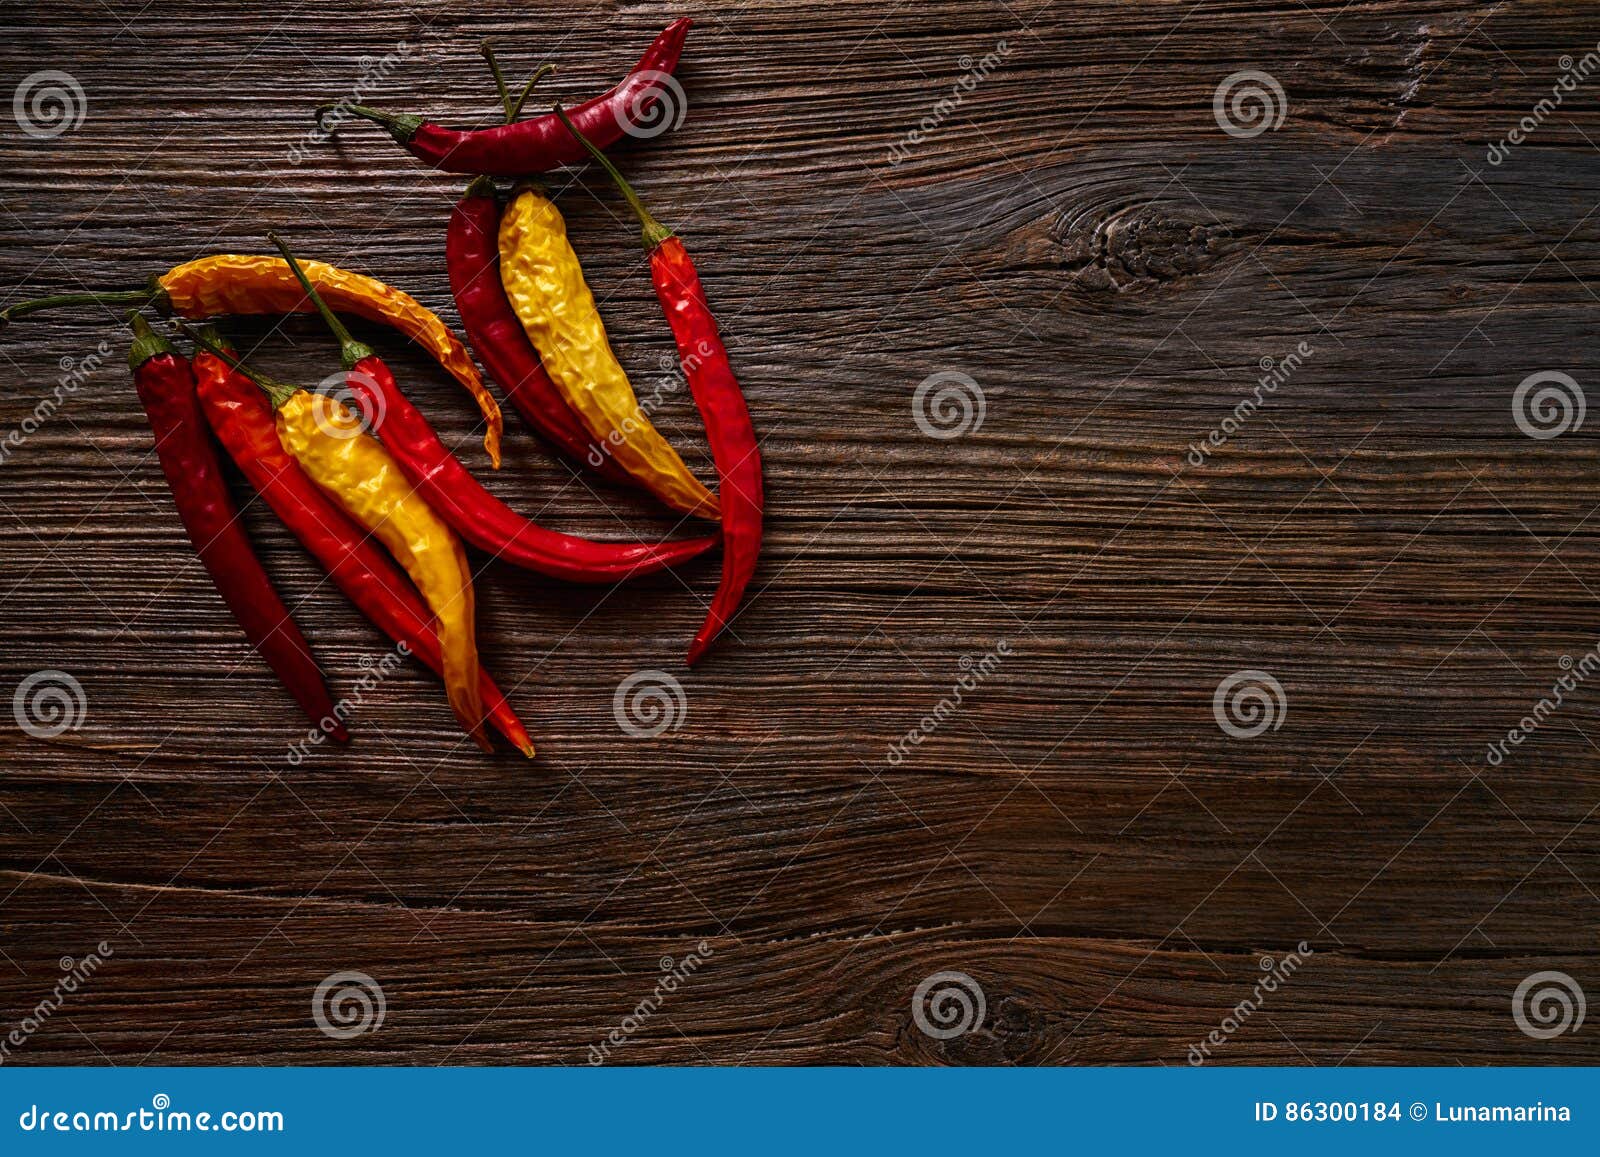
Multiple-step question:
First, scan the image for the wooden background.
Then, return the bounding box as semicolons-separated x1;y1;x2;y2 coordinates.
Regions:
1;0;1598;1065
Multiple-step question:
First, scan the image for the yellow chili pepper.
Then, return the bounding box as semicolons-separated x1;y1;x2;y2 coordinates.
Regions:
183;326;492;752
497;184;718;519
3;254;504;466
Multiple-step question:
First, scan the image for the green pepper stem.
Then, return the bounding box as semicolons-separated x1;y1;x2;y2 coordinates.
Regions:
191;322;228;351
316;103;425;144
176;321;298;410
552;104;675;251
481;41;555;125
126;311;173;370
480;39;514;123
465;174;496;199
265;231;374;371
507;63;555;123
3;287;157;328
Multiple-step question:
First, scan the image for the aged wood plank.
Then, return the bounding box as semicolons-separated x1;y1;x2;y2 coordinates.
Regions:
0;0;1598;1065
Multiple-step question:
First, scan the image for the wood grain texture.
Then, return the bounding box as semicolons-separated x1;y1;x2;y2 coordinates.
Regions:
2;0;1599;1065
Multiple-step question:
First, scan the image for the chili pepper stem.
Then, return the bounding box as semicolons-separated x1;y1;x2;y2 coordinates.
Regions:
552;104;675;250
126;311;174;369
4;287;160;328
191;322;229;350
178;321;298;410
481;42;557;125
317;103;425;143
480;39;515;123
508;63;555;123
464;174;496;199
266;232;375;371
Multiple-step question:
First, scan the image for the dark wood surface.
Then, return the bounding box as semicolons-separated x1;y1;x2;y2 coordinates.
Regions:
1;0;1598;1065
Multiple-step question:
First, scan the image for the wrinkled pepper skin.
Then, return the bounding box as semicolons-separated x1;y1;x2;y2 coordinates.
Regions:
497;185;717;520
335;18;691;176
551;109;766;665
126;324;344;739
343;353;721;583
192;350;534;756
651;238;765;665
158;255;504;466
275;391;490;751
447;182;631;484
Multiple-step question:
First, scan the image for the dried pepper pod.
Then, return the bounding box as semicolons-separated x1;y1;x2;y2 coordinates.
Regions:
319;18;691;176
449;177;630;483
182;325;492;753
558;108;765;664
498;183;718;520
125;314;346;738
269;232;720;584
191;331;535;756
4;255;504;466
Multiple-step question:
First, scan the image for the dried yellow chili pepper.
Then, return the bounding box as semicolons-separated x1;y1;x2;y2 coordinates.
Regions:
497;184;718;519
4;254;504;466
183;325;493;753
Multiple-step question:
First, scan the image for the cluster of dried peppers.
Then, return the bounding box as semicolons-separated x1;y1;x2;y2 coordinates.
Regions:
1;18;764;755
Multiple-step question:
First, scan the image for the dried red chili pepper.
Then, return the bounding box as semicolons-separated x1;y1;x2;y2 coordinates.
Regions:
321;18;691;176
4;254;505;466
448;176;630;484
190;332;536;757
269;233;719;585
556;110;764;663
125;313;346;738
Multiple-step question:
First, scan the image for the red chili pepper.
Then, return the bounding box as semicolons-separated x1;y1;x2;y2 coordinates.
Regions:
448;177;631;484
268;233;719;585
189;335;536;757
322;18;690;176
125;313;346;738
556;110;764;664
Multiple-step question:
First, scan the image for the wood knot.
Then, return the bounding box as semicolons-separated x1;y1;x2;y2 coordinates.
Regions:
1051;201;1232;292
930;994;1056;1065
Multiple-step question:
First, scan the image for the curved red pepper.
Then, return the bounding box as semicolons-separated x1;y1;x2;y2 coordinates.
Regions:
652;238;764;665
448;179;632;485
349;353;718;583
328;19;690;176
126;315;346;739
191;346;536;756
555;110;764;664
268;231;719;585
